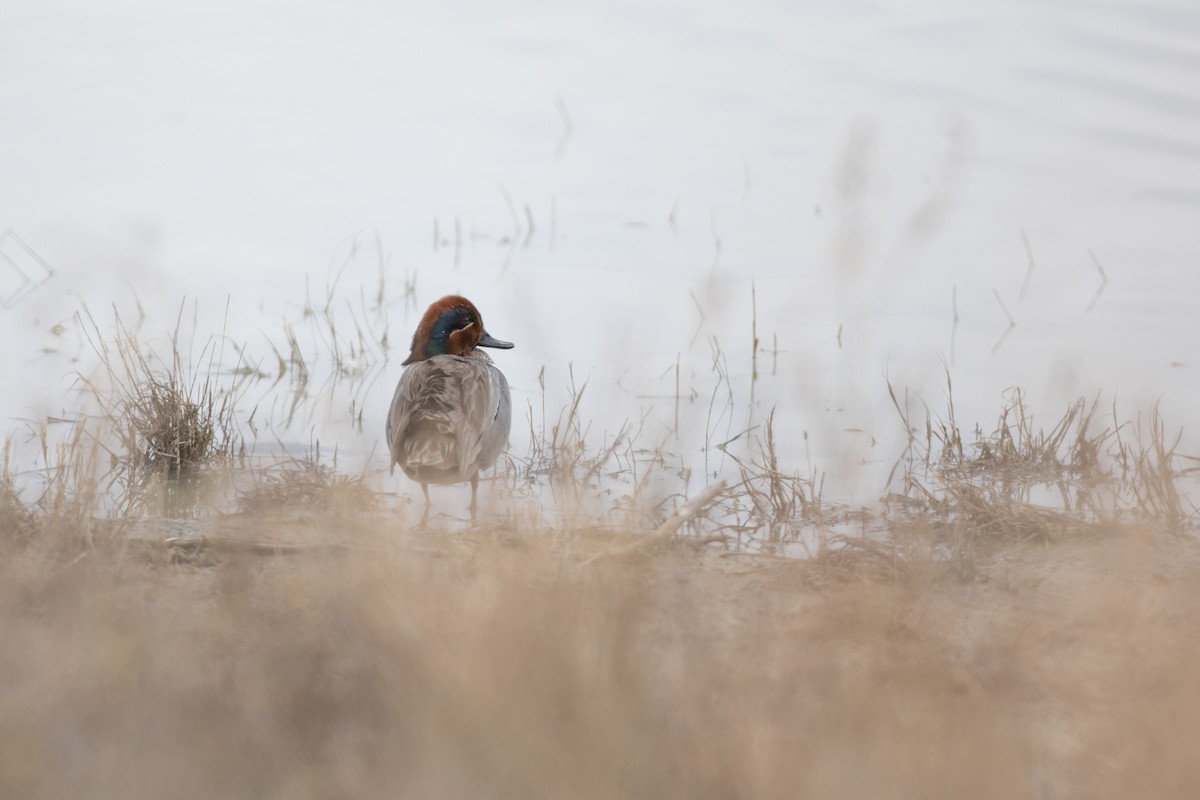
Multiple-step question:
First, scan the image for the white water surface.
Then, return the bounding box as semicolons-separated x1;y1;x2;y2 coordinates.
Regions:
2;0;1198;508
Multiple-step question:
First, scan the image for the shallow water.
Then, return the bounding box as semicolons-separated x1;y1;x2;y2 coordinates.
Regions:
2;0;1198;509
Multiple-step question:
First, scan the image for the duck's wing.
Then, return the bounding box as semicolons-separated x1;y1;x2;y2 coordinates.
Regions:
453;358;502;475
387;359;460;474
385;365;419;473
472;363;511;469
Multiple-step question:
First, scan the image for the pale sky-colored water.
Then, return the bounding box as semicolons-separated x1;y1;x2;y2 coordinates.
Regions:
2;0;1198;504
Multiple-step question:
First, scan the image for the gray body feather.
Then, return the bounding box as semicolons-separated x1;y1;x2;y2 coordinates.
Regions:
386;351;511;486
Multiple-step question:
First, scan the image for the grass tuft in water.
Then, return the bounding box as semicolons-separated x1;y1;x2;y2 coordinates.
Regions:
79;305;241;476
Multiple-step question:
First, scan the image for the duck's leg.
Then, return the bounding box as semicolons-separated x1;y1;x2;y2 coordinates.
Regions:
470;474;479;522
419;483;430;527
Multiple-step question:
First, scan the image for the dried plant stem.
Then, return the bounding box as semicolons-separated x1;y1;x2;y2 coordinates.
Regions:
579;480;728;566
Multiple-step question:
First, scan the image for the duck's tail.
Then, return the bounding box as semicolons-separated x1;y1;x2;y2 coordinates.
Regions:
403;417;458;471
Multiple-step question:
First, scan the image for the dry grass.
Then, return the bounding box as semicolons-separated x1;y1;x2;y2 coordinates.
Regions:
4;304;1200;799
3;515;1200;800
0;477;36;552
238;453;376;518
718;409;830;552
78;305;241;478
884;376;1196;551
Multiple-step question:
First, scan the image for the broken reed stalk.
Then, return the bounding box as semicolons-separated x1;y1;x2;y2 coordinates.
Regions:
579;479;728;566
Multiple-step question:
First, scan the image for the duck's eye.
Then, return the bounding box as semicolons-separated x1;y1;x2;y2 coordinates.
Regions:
435;308;477;339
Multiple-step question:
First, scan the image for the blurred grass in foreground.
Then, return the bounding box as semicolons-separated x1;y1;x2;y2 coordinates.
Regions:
3;511;1199;799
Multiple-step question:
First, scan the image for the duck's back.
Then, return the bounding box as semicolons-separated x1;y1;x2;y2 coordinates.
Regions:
386;353;511;484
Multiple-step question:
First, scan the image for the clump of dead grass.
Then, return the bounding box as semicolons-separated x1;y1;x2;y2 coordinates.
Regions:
518;364;593;485
504;365;685;533
79;305;241;478
20;419;118;551
717;408;832;552
887;377;1197;550
238;453;376;517
0;476;36;550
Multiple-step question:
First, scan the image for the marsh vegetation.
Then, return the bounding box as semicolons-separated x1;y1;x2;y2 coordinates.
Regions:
1;270;1198;800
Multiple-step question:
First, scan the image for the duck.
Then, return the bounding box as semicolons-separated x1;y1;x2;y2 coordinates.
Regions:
386;295;514;520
